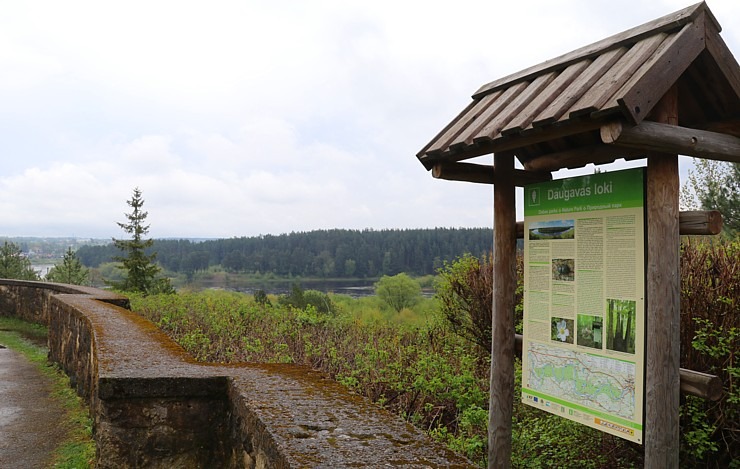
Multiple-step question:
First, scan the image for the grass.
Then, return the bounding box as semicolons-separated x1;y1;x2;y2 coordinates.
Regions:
0;317;95;468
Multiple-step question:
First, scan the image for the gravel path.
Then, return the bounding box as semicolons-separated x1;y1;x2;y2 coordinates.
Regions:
0;345;66;468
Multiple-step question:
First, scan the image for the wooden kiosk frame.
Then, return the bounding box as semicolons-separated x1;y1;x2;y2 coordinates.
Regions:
416;3;739;468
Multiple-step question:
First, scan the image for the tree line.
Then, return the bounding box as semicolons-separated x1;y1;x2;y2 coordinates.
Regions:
76;228;494;278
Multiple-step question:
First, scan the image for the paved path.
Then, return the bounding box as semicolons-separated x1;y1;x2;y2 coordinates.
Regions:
0;345;66;468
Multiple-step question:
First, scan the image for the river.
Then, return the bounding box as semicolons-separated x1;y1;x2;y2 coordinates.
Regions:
199;279;434;299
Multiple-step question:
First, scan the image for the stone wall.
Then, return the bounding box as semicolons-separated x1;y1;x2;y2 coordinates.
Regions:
0;280;474;468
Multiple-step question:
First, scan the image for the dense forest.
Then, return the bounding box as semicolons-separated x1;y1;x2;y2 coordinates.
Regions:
76;228;494;278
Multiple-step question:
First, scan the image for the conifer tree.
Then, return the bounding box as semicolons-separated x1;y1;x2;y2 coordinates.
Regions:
46;247;89;285
112;188;172;294
0;241;39;280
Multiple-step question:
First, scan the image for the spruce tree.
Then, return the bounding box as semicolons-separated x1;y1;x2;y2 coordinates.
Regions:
0;241;39;280
46;247;89;285
112;188;172;294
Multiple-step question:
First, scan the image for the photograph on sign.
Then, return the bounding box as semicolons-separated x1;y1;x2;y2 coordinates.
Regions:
521;168;646;444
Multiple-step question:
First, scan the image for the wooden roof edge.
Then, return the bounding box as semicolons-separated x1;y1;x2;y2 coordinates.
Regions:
704;15;740;99
472;2;714;100
418;117;611;170
416;100;479;160
616;14;709;125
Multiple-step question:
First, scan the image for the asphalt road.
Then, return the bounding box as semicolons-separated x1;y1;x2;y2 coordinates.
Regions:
0;345;66;468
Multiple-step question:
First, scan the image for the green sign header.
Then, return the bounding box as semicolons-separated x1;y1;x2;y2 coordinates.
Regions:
524;168;645;217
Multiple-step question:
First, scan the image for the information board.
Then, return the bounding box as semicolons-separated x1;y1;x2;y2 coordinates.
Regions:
521;168;646;444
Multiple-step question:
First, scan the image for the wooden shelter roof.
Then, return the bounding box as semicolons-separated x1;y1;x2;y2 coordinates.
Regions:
417;2;740;174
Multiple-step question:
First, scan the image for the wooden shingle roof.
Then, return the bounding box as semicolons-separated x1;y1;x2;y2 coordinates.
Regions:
417;2;740;174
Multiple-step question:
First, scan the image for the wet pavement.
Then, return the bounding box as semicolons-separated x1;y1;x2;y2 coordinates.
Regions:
0;345;66;468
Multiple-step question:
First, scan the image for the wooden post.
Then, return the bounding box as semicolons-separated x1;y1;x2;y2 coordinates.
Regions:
645;85;680;468
488;152;516;468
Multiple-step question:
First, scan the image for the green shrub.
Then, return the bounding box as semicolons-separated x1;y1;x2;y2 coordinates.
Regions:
680;238;740;467
128;238;739;467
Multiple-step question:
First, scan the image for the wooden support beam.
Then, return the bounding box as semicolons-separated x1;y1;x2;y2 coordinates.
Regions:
515;210;722;237
645;85;680;469
678;370;724;402
432;162;551;186
488;153;516;469
512;334;722;401
601;120;740;164
521;144;644;172
677;210;724;235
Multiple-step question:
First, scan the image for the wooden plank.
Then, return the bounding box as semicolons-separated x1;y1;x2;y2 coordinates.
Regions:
416;101;479;160
645;86;680;469
512;334;722;401
678;210;723;235
431;162;551;186
533;48;626;127
704;17;740;100
501;61;591;136
447;82;530;151
601;120;740;164
418;118;607;167
678;369;724;401
488;152;516;469
568;34;667;118
616;17;707;124
472;3;706;99
467;72;557;143
514;210;723;238
423;91;503;157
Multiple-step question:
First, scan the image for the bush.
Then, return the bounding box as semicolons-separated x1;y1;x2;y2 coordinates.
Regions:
128;238;739;467
679;238;739;467
375;273;422;312
277;283;335;315
435;253;523;354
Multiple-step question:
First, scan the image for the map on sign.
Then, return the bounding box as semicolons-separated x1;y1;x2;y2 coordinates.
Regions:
521;168;645;444
526;343;635;420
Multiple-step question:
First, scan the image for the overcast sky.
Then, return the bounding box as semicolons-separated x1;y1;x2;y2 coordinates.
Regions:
1;1;738;239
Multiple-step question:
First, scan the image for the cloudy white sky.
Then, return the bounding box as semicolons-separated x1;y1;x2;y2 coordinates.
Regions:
1;1;738;238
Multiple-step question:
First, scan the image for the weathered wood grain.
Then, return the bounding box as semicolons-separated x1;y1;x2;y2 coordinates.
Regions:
678;370;724;402
678;210;723;235
473;2;708;99
431;162;551;186
419;119;607;168
645;86;680;469
704;16;740;99
568;35;667;118
446;82;530;151
424;91;502;156
521;142;644;172
533;48;625;127
488;153;517;469
615;17;707;124
469;75;554;145
601;120;740;163
501;61;591;136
